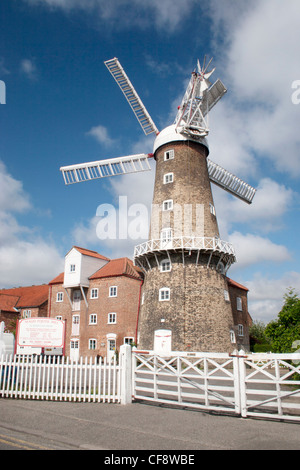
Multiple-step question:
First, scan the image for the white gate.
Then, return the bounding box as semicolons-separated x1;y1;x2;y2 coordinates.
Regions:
132;350;300;422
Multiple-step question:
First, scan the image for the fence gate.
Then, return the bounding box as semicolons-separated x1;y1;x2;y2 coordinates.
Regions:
132;350;242;415
132;350;300;421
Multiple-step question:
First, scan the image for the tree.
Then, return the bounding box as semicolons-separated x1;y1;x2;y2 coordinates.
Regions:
265;288;300;353
249;320;271;352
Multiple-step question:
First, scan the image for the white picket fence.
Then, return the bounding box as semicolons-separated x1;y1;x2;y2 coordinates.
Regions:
1;346;300;421
0;345;133;404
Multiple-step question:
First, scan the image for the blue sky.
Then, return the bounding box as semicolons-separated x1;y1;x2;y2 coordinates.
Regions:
1;0;300;324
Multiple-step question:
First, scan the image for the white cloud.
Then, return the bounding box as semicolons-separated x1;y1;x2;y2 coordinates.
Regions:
86;124;115;147
20;59;38;81
206;0;300;176
23;0;196;31
0;161;63;288
246;271;300;323
228;232;290;269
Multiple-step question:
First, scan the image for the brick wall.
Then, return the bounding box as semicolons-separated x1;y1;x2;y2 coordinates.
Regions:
49;276;142;358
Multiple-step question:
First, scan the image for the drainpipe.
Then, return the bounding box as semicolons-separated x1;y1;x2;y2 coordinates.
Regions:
135;280;143;345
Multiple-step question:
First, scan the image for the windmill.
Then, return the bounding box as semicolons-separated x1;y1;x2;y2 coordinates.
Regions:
60;57;256;353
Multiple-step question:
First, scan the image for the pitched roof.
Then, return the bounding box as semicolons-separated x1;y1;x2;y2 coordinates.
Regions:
49;272;64;285
89;258;143;281
71;246;110;261
0;284;49;309
0;294;20;313
227;278;249;292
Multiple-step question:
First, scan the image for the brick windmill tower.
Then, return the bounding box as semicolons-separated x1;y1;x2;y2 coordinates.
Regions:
60;58;256;353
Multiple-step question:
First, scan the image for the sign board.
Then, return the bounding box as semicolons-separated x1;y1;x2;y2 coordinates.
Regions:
154;329;172;356
16;318;65;349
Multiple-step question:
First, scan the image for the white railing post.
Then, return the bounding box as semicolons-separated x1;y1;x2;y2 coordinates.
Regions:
120;344;132;405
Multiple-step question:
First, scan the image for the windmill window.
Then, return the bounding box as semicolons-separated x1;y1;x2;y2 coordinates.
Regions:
162;199;173;211
160;259;172;272
159;288;170;301
238;324;244;336
109;286;117;297
164;149;174;161
164;173;174;184
56;292;64;302
209;203;216;216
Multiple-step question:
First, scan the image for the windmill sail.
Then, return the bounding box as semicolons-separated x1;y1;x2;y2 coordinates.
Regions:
60;154;152;185
207;159;256;204
104;58;159;136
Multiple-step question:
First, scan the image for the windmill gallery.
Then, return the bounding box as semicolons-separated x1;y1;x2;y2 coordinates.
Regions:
60;57;256;354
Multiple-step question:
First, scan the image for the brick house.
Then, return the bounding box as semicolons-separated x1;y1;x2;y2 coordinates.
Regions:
0;285;49;332
227;278;252;351
48;246;143;360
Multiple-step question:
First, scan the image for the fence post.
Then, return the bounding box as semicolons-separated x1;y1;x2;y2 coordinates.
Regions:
120;344;132;405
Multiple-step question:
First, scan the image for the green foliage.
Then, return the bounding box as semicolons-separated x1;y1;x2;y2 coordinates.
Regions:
265;288;300;353
249;320;271;352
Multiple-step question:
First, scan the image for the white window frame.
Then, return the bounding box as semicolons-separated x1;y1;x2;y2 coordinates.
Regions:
159;288;170;302
109;286;117;297
237;297;243;311
209;203;216;216
238;324;244;336
164;149;174;161
56;292;63;302
160;228;173;244
230;330;236;344
89;338;97;350
224;290;230;302
160;258;172;272
70;264;76;272
108;312;117;324
56;315;62;321
89;314;97;325
163;173;174;184
23;310;31;319
162;199;173;211
90;288;98;299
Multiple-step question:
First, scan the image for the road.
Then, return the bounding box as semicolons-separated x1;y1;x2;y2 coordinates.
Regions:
0;398;299;451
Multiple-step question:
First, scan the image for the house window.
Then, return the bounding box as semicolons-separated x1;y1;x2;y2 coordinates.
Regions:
90;288;98;299
230;330;236;344
224;290;230;302
238;324;244;336
109;286;117;297
70;264;76;272
56;315;62;321
159;288;170;301
89;339;97;350
56;292;63;302
108;313;117;324
89;314;97;325
162;199;173;211
237;297;243;311
160;259;171;272
164;149;174;161
164;173;174;184
23;310;31;318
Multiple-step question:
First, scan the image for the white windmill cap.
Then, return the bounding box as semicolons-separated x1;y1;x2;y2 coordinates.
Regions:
153;124;209;155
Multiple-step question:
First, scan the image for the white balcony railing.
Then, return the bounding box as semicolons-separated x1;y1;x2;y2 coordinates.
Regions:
134;236;236;260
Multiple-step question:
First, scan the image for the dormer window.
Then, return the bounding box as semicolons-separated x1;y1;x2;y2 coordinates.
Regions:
70;264;76;272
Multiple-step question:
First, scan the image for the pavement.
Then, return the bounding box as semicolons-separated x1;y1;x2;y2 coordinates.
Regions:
0;398;299;452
